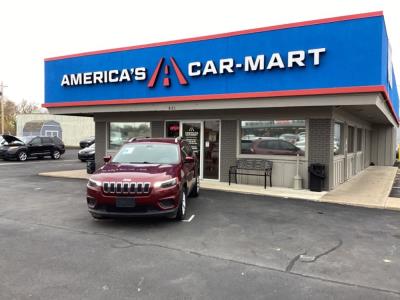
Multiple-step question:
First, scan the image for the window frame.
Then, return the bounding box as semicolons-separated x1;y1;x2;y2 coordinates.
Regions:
348;126;355;154
356;128;363;152
334;122;344;156
237;119;308;160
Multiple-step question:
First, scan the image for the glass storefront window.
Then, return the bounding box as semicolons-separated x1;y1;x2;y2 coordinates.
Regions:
108;122;150;150
240;120;306;156
165;121;180;138
348;126;355;153
357;128;362;151
334;122;344;155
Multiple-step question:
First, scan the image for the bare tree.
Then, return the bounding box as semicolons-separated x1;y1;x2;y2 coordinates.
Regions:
16;99;37;114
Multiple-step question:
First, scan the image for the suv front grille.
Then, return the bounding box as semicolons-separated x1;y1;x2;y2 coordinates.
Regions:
103;182;151;195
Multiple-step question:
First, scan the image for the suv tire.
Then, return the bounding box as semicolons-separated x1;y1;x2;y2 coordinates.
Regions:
175;188;187;221
189;177;200;197
90;213;106;220
17;151;28;161
52;150;61;160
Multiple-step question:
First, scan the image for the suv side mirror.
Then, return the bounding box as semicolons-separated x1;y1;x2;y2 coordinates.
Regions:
184;156;195;163
103;155;112;163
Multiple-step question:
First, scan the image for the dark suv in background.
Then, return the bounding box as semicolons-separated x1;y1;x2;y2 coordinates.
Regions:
79;136;95;148
0;135;65;161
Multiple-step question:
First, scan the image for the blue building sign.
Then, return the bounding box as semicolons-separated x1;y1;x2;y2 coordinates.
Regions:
44;12;398;119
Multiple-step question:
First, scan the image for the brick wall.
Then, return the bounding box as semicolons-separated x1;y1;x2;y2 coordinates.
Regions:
95;121;106;169
308;119;334;190
220;120;238;182
151;121;164;138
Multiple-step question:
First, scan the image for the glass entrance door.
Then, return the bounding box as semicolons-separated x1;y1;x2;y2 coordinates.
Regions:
203;120;220;179
181;121;202;165
165;120;220;180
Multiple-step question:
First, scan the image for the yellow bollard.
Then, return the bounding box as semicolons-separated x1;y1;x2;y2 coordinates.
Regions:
398;144;400;161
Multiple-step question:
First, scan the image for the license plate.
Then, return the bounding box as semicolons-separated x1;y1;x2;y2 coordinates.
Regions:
116;197;136;208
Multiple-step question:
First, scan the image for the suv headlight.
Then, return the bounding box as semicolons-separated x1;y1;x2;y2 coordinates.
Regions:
88;178;101;188
154;178;177;188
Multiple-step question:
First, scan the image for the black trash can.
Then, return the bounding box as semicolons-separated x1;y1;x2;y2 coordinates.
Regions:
87;160;96;174
308;163;326;192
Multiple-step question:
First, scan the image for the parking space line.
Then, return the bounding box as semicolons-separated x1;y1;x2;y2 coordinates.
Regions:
182;214;195;222
0;159;77;166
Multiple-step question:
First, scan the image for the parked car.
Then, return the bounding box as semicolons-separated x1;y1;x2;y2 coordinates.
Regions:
295;139;306;151
241;139;254;154
250;138;304;156
79;136;95;148
0;135;65;161
297;132;306;140
78;143;95;162
279;133;299;144
86;138;199;220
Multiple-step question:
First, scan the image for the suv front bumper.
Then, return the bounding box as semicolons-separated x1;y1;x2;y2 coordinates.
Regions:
87;185;181;218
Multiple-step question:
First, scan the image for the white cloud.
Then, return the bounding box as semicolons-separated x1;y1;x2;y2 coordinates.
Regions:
0;0;398;103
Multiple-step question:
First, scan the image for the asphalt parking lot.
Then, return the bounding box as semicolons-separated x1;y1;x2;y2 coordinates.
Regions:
0;151;400;299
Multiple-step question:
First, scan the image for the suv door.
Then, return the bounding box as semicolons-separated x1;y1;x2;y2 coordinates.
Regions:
254;140;280;155
41;137;53;156
27;137;43;156
278;140;299;156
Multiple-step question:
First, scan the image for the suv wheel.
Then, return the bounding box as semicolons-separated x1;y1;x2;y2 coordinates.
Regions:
189;177;200;197
175;188;187;221
17;151;28;161
52;150;61;160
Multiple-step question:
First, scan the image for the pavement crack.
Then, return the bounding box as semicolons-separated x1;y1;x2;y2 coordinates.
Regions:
300;239;343;263
1;217;400;297
313;239;343;262
285;251;307;272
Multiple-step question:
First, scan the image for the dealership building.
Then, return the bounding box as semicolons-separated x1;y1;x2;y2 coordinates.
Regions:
44;11;399;191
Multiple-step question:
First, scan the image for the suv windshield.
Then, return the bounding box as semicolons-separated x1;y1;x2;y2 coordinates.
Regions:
113;143;180;164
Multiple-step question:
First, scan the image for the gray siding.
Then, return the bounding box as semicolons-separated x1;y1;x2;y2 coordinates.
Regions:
151;121;164;138
220;120;237;182
371;125;396;166
95;122;107;170
308;119;334;190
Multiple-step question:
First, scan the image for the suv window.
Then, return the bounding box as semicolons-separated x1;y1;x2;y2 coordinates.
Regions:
52;137;63;145
259;140;279;149
279;140;297;151
30;137;41;146
41;137;53;144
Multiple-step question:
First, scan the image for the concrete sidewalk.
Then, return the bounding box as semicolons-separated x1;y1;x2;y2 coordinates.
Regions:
38;169;326;201
321;166;400;210
38;166;400;211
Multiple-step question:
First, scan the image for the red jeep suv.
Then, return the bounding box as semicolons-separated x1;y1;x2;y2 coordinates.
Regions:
86;138;199;220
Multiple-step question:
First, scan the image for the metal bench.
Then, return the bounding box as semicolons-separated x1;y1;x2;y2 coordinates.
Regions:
229;159;273;189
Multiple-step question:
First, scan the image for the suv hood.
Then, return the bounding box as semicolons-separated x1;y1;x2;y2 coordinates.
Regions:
1;135;24;144
92;163;180;182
